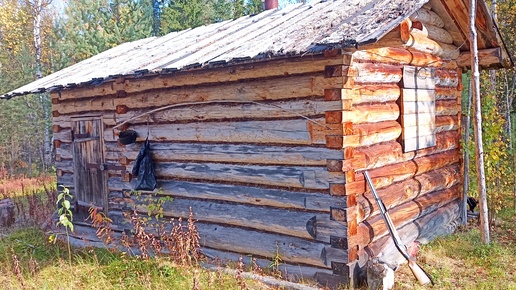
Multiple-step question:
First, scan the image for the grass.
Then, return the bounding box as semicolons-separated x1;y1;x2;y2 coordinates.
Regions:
2;176;516;289
392;207;516;290
1;211;515;290
0;227;273;290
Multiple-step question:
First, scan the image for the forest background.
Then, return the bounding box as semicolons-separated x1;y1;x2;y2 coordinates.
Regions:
0;0;515;218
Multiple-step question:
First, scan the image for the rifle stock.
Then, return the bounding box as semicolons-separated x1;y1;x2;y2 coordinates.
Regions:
364;171;433;285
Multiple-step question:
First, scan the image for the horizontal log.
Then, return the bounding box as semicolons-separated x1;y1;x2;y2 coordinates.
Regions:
434;68;459;88
343;130;459;171
128;197;346;242
153;162;344;190
201;248;334;282
115;98;342;125
104;142;343;166
353;47;457;69
341;102;399;124
55;142;73;159
436;99;460;115
362;199;460;262
57;173;74;188
349;185;461;248
352;63;403;84
354;164;461;222
410;21;454;44
108;179;347;212
345;149;461;195
53;113;117;128
345;121;402;148
435;87;460;100
108;213;333;269
359;28;459;60
55;74;343;115
435;115;459;132
352;84;401;104
410;8;445;28
405;33;460;59
456;47;503;68
106;118;340;146
57;54;349;100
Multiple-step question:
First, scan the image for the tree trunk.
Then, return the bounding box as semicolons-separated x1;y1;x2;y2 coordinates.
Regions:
462;79;472;225
470;0;490;244
32;0;43;79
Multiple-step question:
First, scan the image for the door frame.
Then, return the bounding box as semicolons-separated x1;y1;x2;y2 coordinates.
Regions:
71;116;108;214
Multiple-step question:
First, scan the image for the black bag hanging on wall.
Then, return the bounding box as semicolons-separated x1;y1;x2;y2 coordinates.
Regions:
131;138;157;191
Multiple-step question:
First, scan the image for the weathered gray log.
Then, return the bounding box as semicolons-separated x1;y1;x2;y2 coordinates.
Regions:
152;162;343;190
129;197;346;242
108;215;337;269
363;199;460;262
0;198;15;227
108;178;346;212
105;118;337;146
105;142;344;166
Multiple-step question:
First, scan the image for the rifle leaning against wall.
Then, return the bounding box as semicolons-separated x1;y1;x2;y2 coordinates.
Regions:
363;171;433;285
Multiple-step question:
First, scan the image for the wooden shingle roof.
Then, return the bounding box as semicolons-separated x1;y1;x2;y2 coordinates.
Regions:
2;0;427;99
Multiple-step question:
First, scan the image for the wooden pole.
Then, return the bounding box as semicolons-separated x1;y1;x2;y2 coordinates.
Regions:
469;0;490;243
462;79;472;225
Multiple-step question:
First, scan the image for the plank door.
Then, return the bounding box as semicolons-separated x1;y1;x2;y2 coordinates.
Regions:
71;117;108;215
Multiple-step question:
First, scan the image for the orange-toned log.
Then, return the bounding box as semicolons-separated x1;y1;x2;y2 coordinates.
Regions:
353;63;403;84
410;21;454;44
361;199;460;261
410;7;445;28
343;121;402;148
344;149;461;195
436;99;460;116
353;48;413;65
435;68;459;88
352;164;461;223
353;84;401;104
343;130;460;171
435;115;459;132
435;87;460;100
359;27;459;59
342;102;399;124
353;48;457;69
348;185;461;248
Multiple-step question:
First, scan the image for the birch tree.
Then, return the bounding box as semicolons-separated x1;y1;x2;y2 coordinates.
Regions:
470;0;490;243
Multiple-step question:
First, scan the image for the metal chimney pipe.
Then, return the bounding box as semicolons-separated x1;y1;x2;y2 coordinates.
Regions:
264;0;278;10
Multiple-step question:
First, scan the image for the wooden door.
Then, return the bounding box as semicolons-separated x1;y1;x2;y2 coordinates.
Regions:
71;117;108;215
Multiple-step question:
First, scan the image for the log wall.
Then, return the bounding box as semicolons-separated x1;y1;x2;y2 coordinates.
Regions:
52;52;353;286
344;5;462;286
50;5;463;288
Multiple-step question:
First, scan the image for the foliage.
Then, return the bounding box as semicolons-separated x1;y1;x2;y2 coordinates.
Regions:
394;209;516;289
0;227;267;289
160;0;264;33
463;71;514;218
49;185;74;263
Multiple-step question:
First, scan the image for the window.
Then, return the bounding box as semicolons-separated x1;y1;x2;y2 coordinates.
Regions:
400;66;436;152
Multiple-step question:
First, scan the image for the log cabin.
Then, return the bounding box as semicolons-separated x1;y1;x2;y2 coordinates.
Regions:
1;0;512;288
